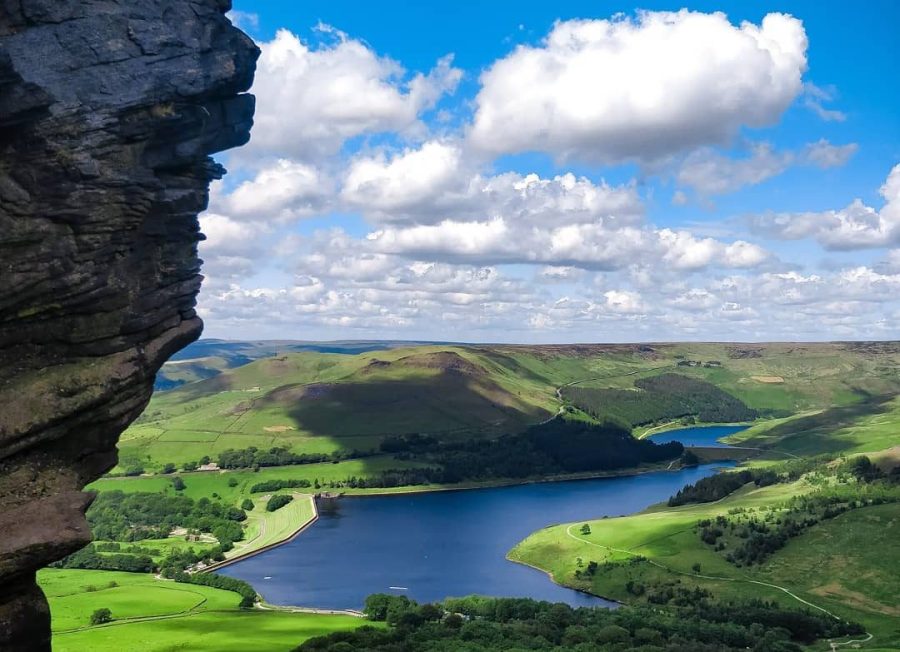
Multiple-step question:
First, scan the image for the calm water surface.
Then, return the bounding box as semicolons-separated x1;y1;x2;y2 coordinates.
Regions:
222;426;742;609
648;424;748;447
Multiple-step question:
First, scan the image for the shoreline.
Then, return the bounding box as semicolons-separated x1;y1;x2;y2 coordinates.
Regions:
205;443;737;612
329;460;710;499
637;421;755;440
202;425;747;569
504;552;623;608
332;423;751;499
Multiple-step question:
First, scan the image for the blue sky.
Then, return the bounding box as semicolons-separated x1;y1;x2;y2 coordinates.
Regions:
199;2;900;342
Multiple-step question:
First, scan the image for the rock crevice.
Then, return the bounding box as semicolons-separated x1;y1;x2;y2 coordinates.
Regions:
0;2;258;648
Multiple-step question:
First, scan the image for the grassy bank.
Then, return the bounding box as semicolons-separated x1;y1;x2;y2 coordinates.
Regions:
509;464;900;651
223;493;316;563
40;569;370;652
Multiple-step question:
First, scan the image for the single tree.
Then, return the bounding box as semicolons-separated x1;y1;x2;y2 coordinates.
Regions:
90;608;112;625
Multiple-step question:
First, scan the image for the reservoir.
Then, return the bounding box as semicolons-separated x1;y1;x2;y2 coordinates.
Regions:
646;424;749;447
221;426;745;610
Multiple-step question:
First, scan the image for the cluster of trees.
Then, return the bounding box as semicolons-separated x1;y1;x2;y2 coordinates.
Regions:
50;545;155;573
668;468;779;506
699;460;899;566
158;546;228;576
250;479;311;493
563;373;757;427
266;494;294;512
296;594;862;652
168;570;257;608
182;455;212;471
85;491;245;547
216;446;365;470
315;421;682;490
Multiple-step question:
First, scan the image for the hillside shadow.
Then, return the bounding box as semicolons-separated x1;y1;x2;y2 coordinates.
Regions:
741;393;894;455
279;372;550;443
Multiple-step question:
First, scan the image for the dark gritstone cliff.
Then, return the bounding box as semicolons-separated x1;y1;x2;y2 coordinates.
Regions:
0;2;258;648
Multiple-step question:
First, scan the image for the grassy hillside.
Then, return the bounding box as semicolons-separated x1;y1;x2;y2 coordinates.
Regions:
154;339;419;390
509;456;900;650
40;569;371;651
122;341;900;474
122;346;562;473
728;395;900;456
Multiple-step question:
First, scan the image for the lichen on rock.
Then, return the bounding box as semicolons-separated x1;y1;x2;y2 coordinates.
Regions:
0;2;258;648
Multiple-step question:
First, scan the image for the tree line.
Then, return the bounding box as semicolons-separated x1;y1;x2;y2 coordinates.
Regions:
264;420;683;491
216;446;366;470
87;491;246;544
296;593;862;651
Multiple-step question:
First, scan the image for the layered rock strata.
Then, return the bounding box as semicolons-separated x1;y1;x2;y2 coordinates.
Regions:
0;2;258;648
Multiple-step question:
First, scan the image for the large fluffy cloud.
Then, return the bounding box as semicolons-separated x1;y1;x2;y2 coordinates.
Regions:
366;219;768;271
750;164;900;249
341;141;643;224
469;11;807;162
214;159;332;221
246;26;461;160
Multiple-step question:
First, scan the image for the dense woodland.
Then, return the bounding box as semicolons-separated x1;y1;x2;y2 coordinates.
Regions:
296;594;862;652
563;374;757;427
53;491;246;573
86;491;245;544
266;420;683;490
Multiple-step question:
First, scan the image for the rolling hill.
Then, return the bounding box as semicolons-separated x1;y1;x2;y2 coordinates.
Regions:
117;341;900;474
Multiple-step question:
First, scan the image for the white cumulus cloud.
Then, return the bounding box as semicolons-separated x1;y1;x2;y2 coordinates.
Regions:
246;27;461;160
750;164;900;249
341;140;644;224
469;10;808;162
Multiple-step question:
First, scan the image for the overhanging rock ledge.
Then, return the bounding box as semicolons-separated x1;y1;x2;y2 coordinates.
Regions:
0;2;258;648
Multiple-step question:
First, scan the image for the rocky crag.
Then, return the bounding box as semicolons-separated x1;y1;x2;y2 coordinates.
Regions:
0;2;257;648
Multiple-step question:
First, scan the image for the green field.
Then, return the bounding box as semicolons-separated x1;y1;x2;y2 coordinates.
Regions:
41;569;370;651
91;456;434;500
509;464;900;651
226;493;316;560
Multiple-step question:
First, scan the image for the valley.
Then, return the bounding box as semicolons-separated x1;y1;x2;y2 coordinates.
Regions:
41;340;900;651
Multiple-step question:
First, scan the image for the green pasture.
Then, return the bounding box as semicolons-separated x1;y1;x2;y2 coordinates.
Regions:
40;569;369;652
